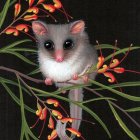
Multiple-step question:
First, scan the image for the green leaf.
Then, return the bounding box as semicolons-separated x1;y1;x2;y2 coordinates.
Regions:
31;87;111;138
105;46;140;62
94;81;140;91
0;0;10;29
95;44;121;51
2;51;37;66
82;97;117;104
10;0;17;6
109;103;139;140
0;39;31;51
17;76;38;140
28;68;40;76
126;107;140;112
9;48;37;53
90;79;140;101
1;81;35;113
0;76;31;96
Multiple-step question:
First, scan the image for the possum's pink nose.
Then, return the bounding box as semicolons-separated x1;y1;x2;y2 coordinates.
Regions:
55;50;64;63
56;57;64;62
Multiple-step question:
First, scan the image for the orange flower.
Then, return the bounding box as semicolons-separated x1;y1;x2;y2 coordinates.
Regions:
46;99;59;107
36;102;42;116
42;4;56;13
28;0;34;7
113;67;125;73
48;130;58;140
48;116;54;129
37;0;45;4
109;59;120;68
14;3;21;17
27;7;39;14
97;56;105;69
24;14;38;21
52;110;62;119
66;128;81;137
98;65;108;73
16;24;29;32
5;28;19;36
61;118;73;123
53;0;62;9
39;107;47;120
104;72;116;83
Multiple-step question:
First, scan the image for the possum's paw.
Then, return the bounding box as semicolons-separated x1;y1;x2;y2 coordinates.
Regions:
45;78;53;85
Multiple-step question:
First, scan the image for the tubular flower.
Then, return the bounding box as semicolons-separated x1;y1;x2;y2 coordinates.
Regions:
48;130;58;140
66;128;81;137
52;110;63;119
28;0;34;7
37;0;45;4
48;116;54;129
97;56;105;69
113;67;125;73
61;118;73;123
53;0;62;9
5;28;19;36
39;107;47;120
98;65;108;73
104;72;116;83
46;99;59;107
24;14;38;21
27;7;39;14
14;3;21;17
16;24;29;32
36;102;42;116
42;4;56;13
109;59;120;68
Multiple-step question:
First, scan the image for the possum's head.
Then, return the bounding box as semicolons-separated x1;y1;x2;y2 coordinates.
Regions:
32;20;89;63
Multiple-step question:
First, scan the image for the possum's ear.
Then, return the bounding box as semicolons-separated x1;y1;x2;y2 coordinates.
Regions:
70;20;85;34
32;21;47;36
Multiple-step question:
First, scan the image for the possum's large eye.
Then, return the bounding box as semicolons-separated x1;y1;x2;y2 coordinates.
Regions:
63;39;74;50
44;40;54;50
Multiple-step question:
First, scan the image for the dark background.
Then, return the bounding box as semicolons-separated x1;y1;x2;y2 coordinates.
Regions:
0;0;140;140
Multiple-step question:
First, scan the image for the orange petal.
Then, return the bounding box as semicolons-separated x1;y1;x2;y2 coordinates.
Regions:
36;102;42;116
5;28;19;36
113;67;125;73
37;0;45;4
97;56;105;69
61;118;73;123
24;14;38;21
66;128;81;137
48;116;54;129
104;72;116;83
46;99;59;107
98;65;108;73
16;24;29;32
28;0;34;7
53;0;62;9
40;108;47;120
27;7;39;14
42;4;56;13
109;59;120;68
14;3;21;17
48;130;58;140
52;110;62;119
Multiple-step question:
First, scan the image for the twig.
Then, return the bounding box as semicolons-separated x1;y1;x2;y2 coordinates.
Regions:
0;66;44;83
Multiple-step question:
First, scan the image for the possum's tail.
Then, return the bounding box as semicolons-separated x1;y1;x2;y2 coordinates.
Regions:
56;89;83;140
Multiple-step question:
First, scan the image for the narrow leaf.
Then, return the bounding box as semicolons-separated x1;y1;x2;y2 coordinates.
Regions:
0;0;10;28
109;103;139;140
90;79;140;101
126;107;140;112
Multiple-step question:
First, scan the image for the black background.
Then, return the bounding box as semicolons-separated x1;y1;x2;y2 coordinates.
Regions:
0;0;140;140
